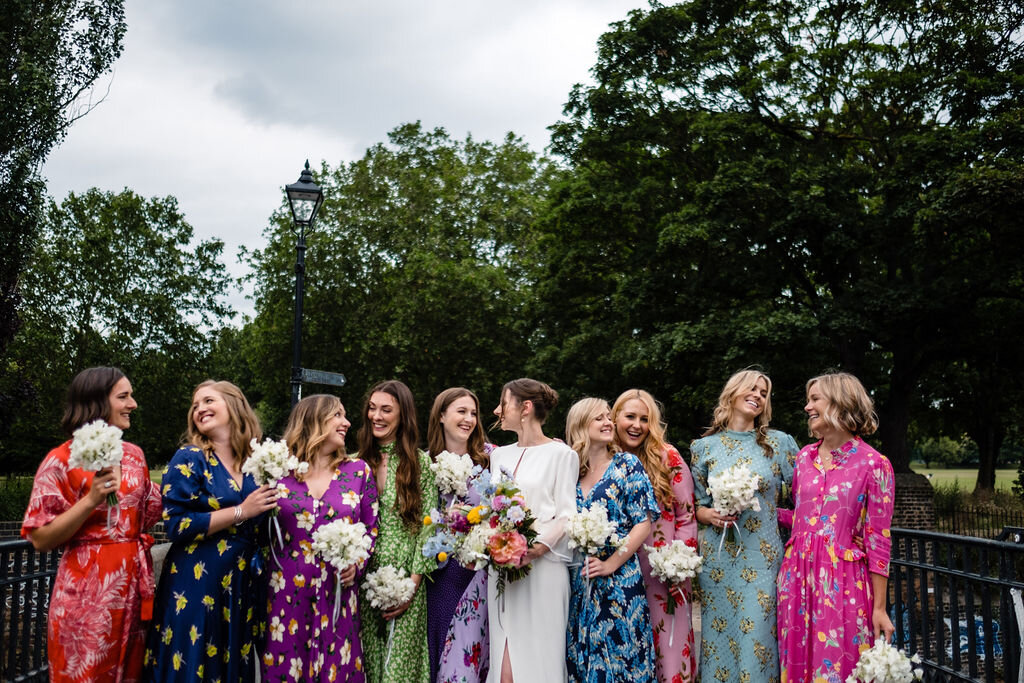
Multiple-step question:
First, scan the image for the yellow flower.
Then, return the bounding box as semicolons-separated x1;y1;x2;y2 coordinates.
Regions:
208;496;221;510
172;652;182;671
175;462;194;478
438;552;448;562
193;561;206;580
217;539;228;556
223;606;231;622
221;571;233;590
196;664;204;678
423;514;432;525
173;591;187;614
189;625;199;645
178;517;192;533
202;595;215;609
206;644;217;658
467;505;485;524
162;626;173;644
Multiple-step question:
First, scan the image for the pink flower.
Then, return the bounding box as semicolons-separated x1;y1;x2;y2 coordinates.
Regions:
491;495;509;512
487;531;528;566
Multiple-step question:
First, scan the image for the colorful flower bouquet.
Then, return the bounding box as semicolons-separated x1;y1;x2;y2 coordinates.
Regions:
643;538;703;644
421;467;537;597
706;463;761;551
311;519;374;624
846;639;923;683
69;420;124;528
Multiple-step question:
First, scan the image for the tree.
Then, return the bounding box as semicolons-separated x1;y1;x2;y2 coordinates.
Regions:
538;0;1024;468
1;189;232;470
242;123;555;437
0;0;126;454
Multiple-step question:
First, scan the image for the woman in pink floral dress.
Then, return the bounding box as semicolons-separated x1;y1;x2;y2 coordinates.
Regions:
613;389;698;683
22;366;162;683
776;372;896;683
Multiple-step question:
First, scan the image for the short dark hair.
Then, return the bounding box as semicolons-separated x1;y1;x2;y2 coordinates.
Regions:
61;367;127;436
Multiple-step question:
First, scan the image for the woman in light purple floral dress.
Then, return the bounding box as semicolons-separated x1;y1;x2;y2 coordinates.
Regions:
425;387;493;683
262;394;379;682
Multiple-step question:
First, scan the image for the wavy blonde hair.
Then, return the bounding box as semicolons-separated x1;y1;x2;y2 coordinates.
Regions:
702;369;774;458
566;397;614;479
185;380;262;465
806;372;878;438
284;394;350;479
612;389;675;510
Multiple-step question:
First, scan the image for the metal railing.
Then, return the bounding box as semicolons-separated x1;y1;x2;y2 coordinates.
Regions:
936;507;1024;538
1;539;58;683
889;527;1024;682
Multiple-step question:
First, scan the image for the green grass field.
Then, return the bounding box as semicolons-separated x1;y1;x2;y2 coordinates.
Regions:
910;466;1018;491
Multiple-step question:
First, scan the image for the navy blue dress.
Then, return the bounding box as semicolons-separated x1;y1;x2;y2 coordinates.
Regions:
144;446;266;681
566;452;660;683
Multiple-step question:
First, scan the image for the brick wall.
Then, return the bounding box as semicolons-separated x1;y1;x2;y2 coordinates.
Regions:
893;472;935;530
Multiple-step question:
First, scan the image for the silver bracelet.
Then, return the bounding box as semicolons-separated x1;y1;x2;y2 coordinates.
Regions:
233;505;244;525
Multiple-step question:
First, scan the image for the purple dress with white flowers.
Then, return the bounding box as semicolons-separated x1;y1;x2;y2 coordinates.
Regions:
262;459;378;682
426;446;494;683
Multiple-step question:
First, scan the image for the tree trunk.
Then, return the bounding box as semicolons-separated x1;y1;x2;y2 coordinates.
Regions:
971;423;1004;495
877;361;915;474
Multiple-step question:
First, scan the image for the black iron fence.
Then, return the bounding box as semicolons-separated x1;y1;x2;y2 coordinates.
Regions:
936;507;1024;538
890;527;1024;682
3;528;1024;682
1;539;58;683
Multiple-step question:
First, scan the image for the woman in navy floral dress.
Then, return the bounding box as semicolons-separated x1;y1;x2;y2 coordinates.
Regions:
262;394;379;682
564;398;660;683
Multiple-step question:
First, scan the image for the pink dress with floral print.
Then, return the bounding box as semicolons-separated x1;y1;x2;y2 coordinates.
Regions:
776;438;895;683
635;444;698;683
21;440;163;683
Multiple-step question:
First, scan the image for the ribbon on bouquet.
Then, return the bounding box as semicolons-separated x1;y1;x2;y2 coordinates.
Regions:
333;576;343;627
384;619;397;672
716;520;743;557
666;584;689;646
268;513;285;570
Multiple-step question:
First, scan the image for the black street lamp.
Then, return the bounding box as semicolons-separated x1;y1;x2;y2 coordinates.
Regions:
286;160;324;406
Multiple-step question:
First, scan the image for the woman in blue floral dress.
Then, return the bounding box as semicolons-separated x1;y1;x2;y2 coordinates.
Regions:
262;394;379;682
690;370;798;683
564;398;660;683
145;380;278;681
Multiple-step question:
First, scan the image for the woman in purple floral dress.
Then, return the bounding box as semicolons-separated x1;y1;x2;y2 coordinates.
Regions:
776;372;895;683
425;387;493;683
262;394;379;682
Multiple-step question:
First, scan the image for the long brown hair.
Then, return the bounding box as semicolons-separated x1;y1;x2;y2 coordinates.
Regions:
185;380;262;465
427;387;488;467
702;369;774;458
61;366;128;436
284;394;349;479
357;380;422;529
612;389;675;510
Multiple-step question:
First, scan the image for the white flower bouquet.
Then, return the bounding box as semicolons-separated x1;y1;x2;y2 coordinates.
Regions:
566;501;622;557
644;538;703;644
706;463;761;517
69;420;124;528
311;519;374;625
364;565;418;669
242;438;309;487
846;639;923;683
429;450;475;497
457;522;498;571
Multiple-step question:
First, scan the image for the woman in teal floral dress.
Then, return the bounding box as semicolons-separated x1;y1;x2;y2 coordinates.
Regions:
565;398;660;683
145;380;279;681
357;380;438;683
690;370;798;683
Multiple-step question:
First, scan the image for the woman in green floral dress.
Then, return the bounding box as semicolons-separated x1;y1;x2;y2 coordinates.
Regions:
690;370;798;683
357;380;438;683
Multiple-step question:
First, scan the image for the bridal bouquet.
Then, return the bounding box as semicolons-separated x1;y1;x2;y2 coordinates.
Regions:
566;502;622;557
477;468;537;596
69;420;124;528
311;519;374;624
847;639;923;683
364;565;418;670
429;451;476;497
644;538;703;644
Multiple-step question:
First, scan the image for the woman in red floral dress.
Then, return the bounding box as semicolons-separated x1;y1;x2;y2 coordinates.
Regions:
22;367;163;682
612;389;698;683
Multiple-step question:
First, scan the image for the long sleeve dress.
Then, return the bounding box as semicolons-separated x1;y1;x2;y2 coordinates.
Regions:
486;440;579;683
262;458;379;682
776;438;895;683
635;444;699;683
426;444;494;683
144;446;266;682
567;451;660;683
359;445;438;683
690;429;798;683
21;440;162;683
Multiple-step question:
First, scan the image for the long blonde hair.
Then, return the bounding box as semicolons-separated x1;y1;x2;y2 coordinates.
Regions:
566;397;614;479
612;389;675;510
702;369;774;458
284;394;349;479
185;380;262;465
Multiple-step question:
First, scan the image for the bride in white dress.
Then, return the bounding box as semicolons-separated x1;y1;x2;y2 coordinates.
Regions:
487;378;579;683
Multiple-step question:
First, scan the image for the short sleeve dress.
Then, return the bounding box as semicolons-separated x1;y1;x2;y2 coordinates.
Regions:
262;458;379;682
776;438;895;682
21;440;162;683
144;446;267;682
690;429;798;683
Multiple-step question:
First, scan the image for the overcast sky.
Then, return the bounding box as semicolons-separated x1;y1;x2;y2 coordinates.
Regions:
42;1;648;317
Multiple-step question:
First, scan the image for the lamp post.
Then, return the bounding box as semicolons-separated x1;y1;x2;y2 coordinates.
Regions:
286;160;324;406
